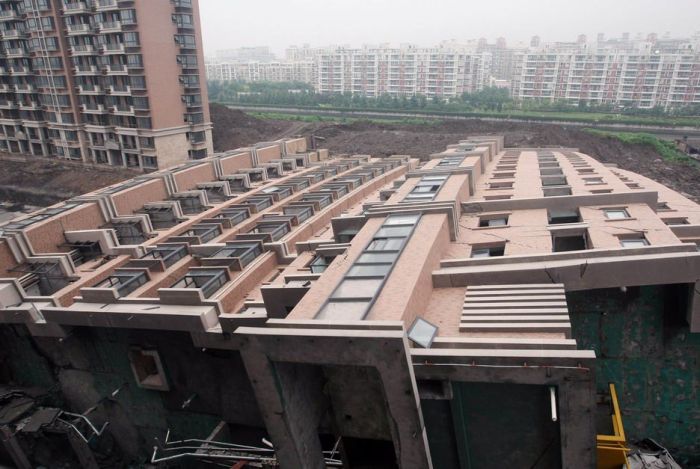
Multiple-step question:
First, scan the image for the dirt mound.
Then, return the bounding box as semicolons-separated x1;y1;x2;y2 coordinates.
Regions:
210;103;296;152
300;119;700;201
0;156;139;206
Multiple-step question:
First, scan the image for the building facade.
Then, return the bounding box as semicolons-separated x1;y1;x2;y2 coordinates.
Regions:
0;0;212;170
511;36;700;109
0;134;699;467
206;60;315;84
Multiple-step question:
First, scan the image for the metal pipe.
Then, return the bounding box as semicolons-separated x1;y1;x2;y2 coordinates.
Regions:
549;386;558;422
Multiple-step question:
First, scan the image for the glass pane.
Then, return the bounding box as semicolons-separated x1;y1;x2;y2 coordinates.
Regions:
347;264;391;277
375;226;412;237
357;252;398;263
332;278;383;298
621;239;648;248
367;238;404;251
605;210;628;220
316;300;370;320
408;318;438;348
488;218;508;227
471;248;491;258
385;214;420;225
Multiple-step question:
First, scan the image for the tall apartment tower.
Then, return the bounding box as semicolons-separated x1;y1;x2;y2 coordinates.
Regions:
0;0;212;170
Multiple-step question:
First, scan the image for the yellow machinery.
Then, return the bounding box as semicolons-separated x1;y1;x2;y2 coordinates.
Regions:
596;383;630;469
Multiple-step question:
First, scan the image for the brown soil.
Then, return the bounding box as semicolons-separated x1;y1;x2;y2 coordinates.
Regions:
301;119;700;202
210;103;297;152
0;156;139;206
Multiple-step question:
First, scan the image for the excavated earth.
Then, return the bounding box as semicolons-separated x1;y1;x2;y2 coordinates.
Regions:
1;106;698;211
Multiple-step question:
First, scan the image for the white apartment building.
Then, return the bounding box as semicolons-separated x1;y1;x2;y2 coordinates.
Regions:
206;60;315;84
511;38;700;109
316;45;492;98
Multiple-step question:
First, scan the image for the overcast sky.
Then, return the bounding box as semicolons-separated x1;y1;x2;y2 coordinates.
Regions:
199;0;699;56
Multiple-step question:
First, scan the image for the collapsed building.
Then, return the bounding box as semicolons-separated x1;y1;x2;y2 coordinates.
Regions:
0;135;698;468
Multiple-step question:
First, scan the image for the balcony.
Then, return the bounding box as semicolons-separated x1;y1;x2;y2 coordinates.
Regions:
100;42;125;54
108;84;130;95
0;83;9;92
97;21;121;33
9;66;30;75
0;10;19;21
0;100;17;109
62;2;89;14
66;23;92;35
2;28;26;39
104;63;127;74
81;103;107;113
94;0;118;11
78;84;101;94
74;64;98;75
5;47;28;58
14;83;33;93
111;104;134;115
70;44;95;56
18;101;40;110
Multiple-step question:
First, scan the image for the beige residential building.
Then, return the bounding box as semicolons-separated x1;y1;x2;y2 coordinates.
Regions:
0;0;212;170
0;134;699;466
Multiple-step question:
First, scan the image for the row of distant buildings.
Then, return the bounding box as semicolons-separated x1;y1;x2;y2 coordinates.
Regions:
206;33;700;109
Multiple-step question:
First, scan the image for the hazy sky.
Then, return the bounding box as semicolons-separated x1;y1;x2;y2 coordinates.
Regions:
199;0;699;56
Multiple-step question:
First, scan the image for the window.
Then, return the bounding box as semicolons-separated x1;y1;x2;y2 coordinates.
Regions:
604;209;630;220
619;237;649;248
96;270;147;297
316;214;419;321
489;181;513;189
543;187;572;197
408;317;439;348
584;177;604;185
662;218;688;226
548;209;580;224
479;215;509;227
171;269;228;298
542;176;567;186
140;245;187;267
471;245;505;258
309;254;335;273
657;202;672;211
128;348;169;391
552;232;588;252
212;243;262;268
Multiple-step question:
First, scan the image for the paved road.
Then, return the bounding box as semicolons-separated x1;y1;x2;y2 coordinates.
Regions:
228;104;700;144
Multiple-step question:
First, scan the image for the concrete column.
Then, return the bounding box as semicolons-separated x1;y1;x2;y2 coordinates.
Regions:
558;378;597;468
687;280;700;333
241;348;327;469
377;363;432;469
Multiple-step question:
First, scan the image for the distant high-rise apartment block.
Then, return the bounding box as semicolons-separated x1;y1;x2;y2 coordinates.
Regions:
215;46;275;63
512;34;700;109
0;0;213;170
206;60;315;84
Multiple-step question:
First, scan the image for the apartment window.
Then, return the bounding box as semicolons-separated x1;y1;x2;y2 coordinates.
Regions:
129;348;169;391
317;214;419;321
662;217;689;226
471;245;505;258
139;245;187;268
171;268;228;298
542;176;566;186
478;215;509;227
142;156;157;168
543;187;572;197
552;232;589;252
120;9;137;25
619;236;649;248
489;181;513;189
657;202;672;211
309;254;335;274
211;243;262;268
548;209;580;224
604;208;630;220
96;270;148;297
584;177;604;185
